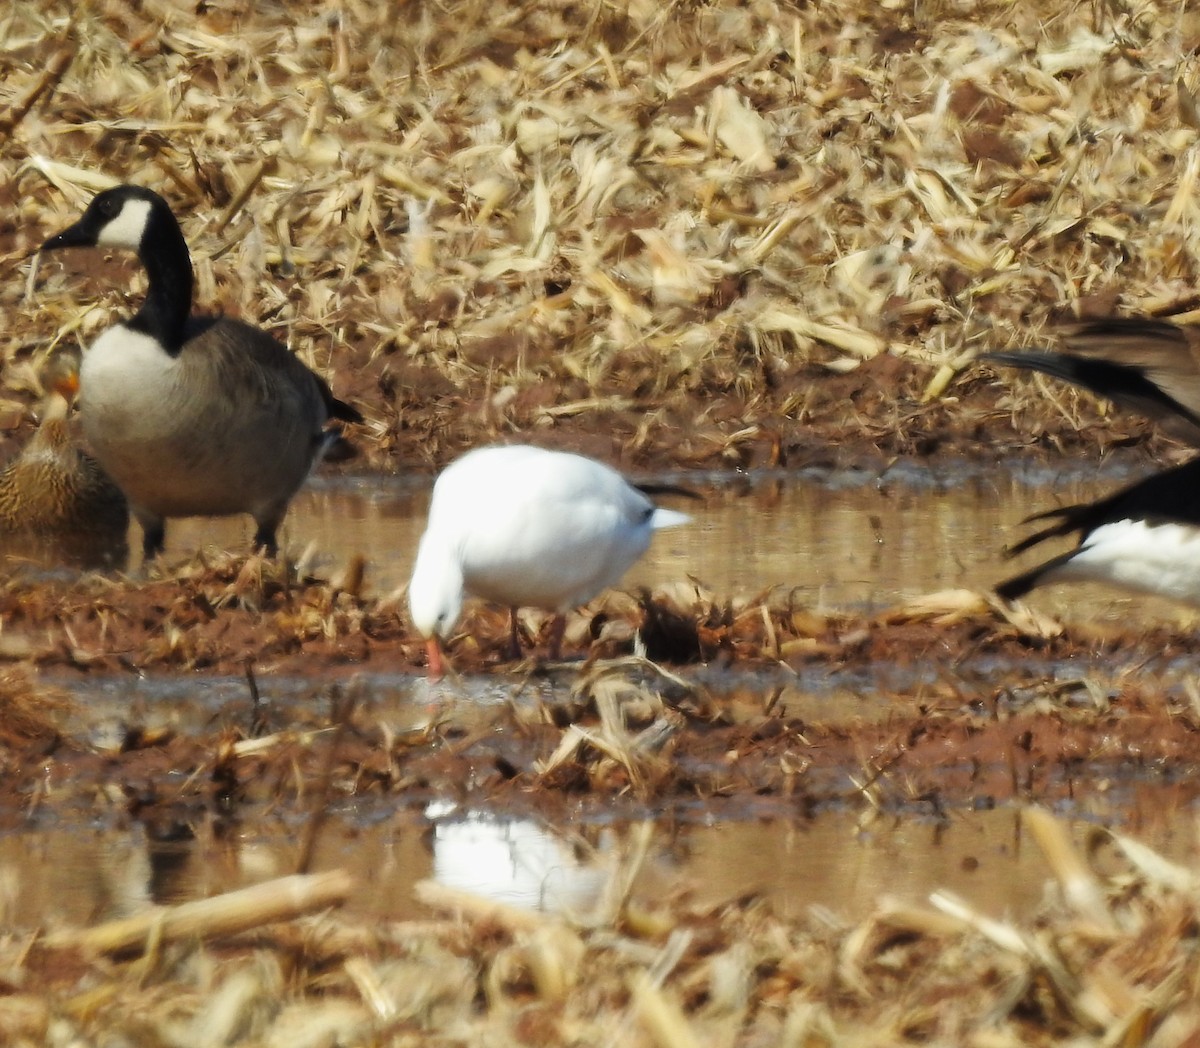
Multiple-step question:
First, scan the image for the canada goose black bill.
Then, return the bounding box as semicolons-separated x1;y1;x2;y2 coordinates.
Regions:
39;185;363;558
408;445;693;680
995;455;1200;606
983;317;1200;447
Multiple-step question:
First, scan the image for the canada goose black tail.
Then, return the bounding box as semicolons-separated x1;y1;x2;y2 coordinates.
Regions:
329;395;364;425
312;369;364;426
994;548;1079;603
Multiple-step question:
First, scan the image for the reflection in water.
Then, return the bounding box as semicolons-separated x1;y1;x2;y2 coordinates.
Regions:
2;460;1191;931
0;531;127;576
426;802;605;913
3;794;1197;929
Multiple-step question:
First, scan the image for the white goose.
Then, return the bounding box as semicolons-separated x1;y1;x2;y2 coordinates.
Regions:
408;445;693;679
39;184;362;558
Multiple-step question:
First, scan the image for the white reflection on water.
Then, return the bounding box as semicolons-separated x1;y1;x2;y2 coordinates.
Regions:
1;789;1198;929
426;802;605;913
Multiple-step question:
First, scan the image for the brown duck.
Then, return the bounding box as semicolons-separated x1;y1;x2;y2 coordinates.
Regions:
0;349;129;560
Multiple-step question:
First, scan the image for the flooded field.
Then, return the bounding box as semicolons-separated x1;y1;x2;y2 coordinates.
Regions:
10;0;1200;1037
5;456;1199;937
5;803;1176;928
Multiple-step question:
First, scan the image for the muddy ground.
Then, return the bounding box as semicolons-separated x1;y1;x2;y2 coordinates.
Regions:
0;540;1198;835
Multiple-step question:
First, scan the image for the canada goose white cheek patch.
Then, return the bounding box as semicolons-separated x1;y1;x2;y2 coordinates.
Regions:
1063;519;1200;603
96;198;153;250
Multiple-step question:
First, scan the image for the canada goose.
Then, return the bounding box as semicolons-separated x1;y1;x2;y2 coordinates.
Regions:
995;456;1200;606
38;184;363;558
408;445;694;679
983;317;1200;446
0;348;128;563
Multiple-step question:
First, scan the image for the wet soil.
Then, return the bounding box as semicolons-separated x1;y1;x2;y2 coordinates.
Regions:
1;432;1197;932
2;541;1199;843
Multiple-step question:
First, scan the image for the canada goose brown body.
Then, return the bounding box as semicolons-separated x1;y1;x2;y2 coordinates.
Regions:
984;317;1200;446
81;315;341;527
39;185;362;557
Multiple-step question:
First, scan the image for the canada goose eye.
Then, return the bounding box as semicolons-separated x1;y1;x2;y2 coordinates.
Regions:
95;196;119;218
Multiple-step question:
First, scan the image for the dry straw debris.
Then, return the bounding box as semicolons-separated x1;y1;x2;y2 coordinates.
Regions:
4;1;1200;1042
0;809;1198;1044
0;550;1179;677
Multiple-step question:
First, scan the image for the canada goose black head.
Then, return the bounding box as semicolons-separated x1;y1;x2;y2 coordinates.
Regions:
41;185;193;351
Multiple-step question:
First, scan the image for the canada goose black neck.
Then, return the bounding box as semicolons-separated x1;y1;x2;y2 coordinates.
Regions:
40;185;194;353
129;200;193;353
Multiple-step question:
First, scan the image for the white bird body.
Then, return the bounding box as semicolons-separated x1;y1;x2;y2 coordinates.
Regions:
1032;519;1200;604
409;445;691;676
997;455;1200;607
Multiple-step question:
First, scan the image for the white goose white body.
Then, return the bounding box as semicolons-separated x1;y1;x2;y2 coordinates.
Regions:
409;445;691;649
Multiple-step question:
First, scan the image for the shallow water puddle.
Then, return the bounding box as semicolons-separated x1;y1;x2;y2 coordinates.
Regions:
4;796;1199;930
119;457;1154;612
55;644;1199;749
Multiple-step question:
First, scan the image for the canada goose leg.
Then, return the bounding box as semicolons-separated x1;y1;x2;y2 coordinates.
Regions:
135;509;166;559
251;519;280;558
546;614;566;661
507;607;523;660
